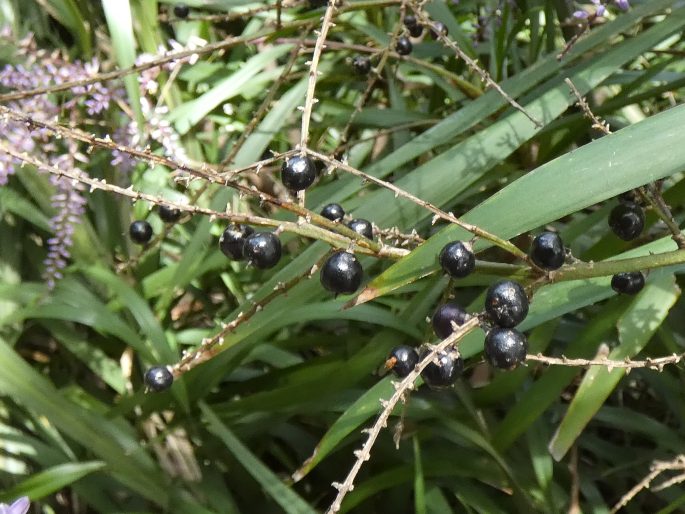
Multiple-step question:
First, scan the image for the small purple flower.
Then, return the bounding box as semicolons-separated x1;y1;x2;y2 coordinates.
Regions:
573;10;590;19
596;4;606;16
0;497;30;514
615;0;629;10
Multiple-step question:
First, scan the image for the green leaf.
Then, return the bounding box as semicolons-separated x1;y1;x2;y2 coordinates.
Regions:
102;0;142;124
547;272;680;460
0;461;105;501
200;402;317;514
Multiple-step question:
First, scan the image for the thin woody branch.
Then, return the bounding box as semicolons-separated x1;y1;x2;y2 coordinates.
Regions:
325;317;481;513
526;352;684;372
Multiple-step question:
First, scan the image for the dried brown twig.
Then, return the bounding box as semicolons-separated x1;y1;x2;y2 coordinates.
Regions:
611;455;685;513
526;352;684;372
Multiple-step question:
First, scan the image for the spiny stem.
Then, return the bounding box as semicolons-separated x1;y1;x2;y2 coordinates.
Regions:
173;252;333;375
325;317;480;513
526;352;684;371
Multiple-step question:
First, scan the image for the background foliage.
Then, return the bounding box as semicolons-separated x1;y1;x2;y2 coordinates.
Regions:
1;0;685;512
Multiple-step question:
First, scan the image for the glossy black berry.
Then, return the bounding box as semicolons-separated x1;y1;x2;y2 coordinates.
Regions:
432;302;468;339
347;218;373;239
320;251;363;294
530;231;565;270
484;328;528;370
608;202;644;241
429;21;448;39
420;349;463;389
395;36;413;56
321;203;345;222
159;204;182;223
352;55;371;75
220;224;254;260
243;232;282;269
386;345;419;378
439;241;475;278
281;155;317;191
484;280;529;328
144;366;173;392
129;220;153;245
403;14;418;28
611;271;645;295
173;3;190;18
408;24;424;37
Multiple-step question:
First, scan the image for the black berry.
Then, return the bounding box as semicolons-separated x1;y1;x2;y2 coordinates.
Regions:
530;231;565;270
352;55;371;75
347;218;373;239
432;302;468;339
611;271;645;295
173;3;190;18
321;203;345;222
159;204;182;223
420;349;463;389
608;202;644;241
484;328;528;370
439;241;475;278
281;155;317;191
408;24;424;37
429;21;448;39
403;14;418;28
484;280;529;328
220;224;254;260
129;220;153;245
144;366;173;392
386;345;419;378
320;251;363;294
243;232;282;269
395;36;413;55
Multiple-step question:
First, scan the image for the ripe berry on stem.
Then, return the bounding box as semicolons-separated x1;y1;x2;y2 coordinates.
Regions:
144;366;173;392
439;241;475;278
352;55;371;75
243;232;282;269
530;231;565;270
408;24;424;37
608;202;645;241
174;3;190;18
432;302;468;339
484;280;529;328
347;218;373;239
220;224;254;260
395;36;413;55
320;251;363;294
159;204;182;223
484;328;528;370
403;14;418;28
321;203;345;222
386;345;419;378
129;220;153;245
420;349;463;389
429;21;448;38
611;271;645;295
281;155;317;191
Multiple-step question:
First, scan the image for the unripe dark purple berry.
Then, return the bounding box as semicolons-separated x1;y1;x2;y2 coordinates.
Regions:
144;366;173;392
420;349;463;389
220;224;254;260
129;220;153;245
484;280;529;328
611;271;645;295
439;241;475;278
243;232;282;269
530;231;565;270
484;328;528;370
386;345;419;378
432;302;468;339
281;155;317;191
608;202;645;241
320;251;363;295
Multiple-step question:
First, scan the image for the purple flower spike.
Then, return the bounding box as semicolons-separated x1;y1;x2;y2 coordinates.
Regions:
0;497;30;514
